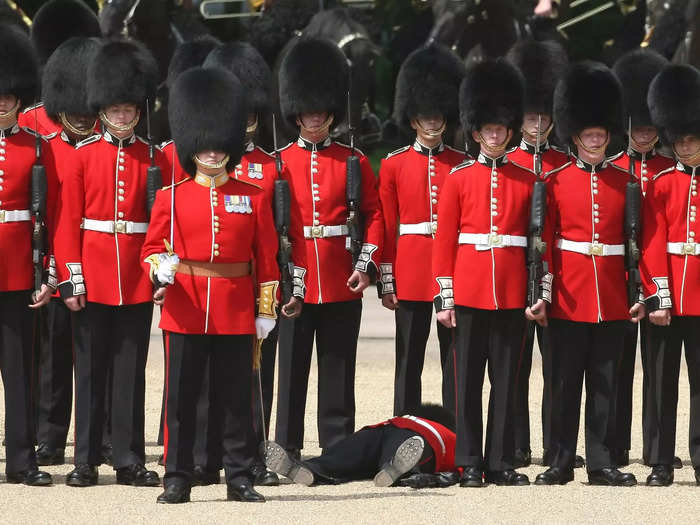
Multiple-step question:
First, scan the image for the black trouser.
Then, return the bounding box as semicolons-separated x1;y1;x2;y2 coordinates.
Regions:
0;290;39;474
72;301;152;468
454;306;525;471
305;426;434;483
393;300;454;416
513;322;551;454
163;332;255;485
615;321;641;454
644;316;700;468
35;297;73;451
548;318;626;472
275;300;362;450
638;319;653;464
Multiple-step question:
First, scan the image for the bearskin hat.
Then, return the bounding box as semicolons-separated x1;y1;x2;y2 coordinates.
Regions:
169;67;248;177
505;39;568;116
0;24;39;109
410;403;456;432
31;0;101;65
204;42;272;114
613;49;668;128
87;39;159;113
166;35;221;89
393;44;465;132
648;64;700;144
279;37;348;130
554;61;624;144
460;58;524;138
42;37;101;120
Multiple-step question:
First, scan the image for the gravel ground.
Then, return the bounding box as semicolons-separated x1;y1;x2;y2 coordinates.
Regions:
1;296;699;524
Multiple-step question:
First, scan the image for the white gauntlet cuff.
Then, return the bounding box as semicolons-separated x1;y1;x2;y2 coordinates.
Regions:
58;262;85;298
292;266;306;299
47;255;57;290
541;272;553;303
645;276;672;311
354;243;378;273
378;263;395;295
433;277;454;312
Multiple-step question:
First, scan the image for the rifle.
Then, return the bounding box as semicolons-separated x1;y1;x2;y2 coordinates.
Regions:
527;180;548;307
345;89;363;267
272;114;294;305
624;117;642;308
30;110;48;302
145;98;162;217
534;114;543;178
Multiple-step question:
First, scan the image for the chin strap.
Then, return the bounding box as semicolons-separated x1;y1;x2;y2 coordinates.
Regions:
673;145;700;166
573;132;610;156
193;154;230;171
59;113;96;138
630;133;658;154
521;122;554;146
414;119;446;138
0;99;20;129
298;114;334;135
476;131;511;158
100;110;140;133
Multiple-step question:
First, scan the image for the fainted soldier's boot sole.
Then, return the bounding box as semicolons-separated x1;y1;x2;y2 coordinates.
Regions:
374;436;425;487
263;441;314;486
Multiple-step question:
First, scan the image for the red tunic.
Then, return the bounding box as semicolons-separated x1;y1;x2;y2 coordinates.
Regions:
54;131;167;305
610;149;675;196
543;157;630;322
0;124;35;291
378;141;465;302
641;161;700;316
507;139;570;180
432;153;537;310
280;137;384;304
18;103;61;137
141;174;279;335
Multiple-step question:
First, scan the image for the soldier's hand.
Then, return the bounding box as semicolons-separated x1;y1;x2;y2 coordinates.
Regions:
381;293;399;310
649;308;671;326
29;284;52;309
629;302;646;323
347;270;370;293
64;295;86;311
281;296;303;318
525;299;548;327
437;309;456;328
534;0;554;17
153;287;167;306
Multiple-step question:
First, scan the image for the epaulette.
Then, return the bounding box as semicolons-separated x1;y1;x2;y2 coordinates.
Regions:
231;177;263;190
75;134;102;149
385;145;410;159
43;131;59;141
543;161;572;179
159;139;173;149
652;165;676;181
21;101;44;113
449;159;475;174
607;150;625;162
444;144;466;155
608;163;630;174
506;146;518;154
20;126;51;142
160;179;189;191
509;159;535;175
335;141;365;157
254;145;275;158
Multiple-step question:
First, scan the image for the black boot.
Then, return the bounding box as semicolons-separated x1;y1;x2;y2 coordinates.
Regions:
116;464;161;487
251;464;279;487
6;469;53;486
588;467;636;486
484;469;529;486
66;464;98;487
646;465;673;487
263;441;314;486
534;467;574;485
227;481;265;502
157;477;191;504
374;436;425;487
459;467;484;487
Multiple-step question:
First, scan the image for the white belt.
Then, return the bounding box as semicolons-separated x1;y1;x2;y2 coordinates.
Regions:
667;242;700;255
458;232;527;250
82;218;149;234
0;209;31;223
557;238;624;256
303;224;348;239
399;222;437;235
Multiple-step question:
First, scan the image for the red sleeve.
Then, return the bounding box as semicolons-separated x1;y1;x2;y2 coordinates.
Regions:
141;186;172;280
357;154;384;272
281;164;307;273
640;179;672;311
253;191;280;286
432;171;460;309
378;156;398;265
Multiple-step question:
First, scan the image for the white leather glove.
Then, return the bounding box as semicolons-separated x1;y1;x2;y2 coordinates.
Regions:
255;317;276;339
155;252;180;285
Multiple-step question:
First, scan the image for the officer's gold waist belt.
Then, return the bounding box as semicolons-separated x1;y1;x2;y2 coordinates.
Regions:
178;260;251;278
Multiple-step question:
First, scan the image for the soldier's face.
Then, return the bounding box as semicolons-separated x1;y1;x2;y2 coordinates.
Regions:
674;135;700;159
65;114;97;133
103;103;139;127
578;127;608;150
299;112;329;130
195;150;228;175
0;94;18;114
412;115;445;132
475;123;510;148
522;113;552;137
631;126;658;145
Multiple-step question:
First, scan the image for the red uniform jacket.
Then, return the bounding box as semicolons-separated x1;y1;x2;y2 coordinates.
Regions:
544;156;630;322
280;136;383;304
641;161;700;316
141;175;279;334
0;124;35;291
610;149;675;196
366;416;456;473
18;103;61;137
432;153;537;311
507;139;570;180
378;141;465;302
54;131;167;305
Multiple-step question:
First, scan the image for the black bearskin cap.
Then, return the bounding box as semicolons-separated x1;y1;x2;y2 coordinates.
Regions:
393;44;465;132
168;66;248;177
506;39;568;115
87;39;159;113
166;35;221;89
204;41;272;114
43;37;101;119
613;49;668;128
0;24;39;109
554;61;624;144
279;37;348;130
410;403;456;432
31;0;101;65
460;58;524;136
648;64;700;144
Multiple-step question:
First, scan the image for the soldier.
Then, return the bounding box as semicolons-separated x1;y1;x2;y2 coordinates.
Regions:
505;39;570;468
377;44;465;418
433;59;533;487
54;39;162;487
610;48;675;469
143;66;279;504
529;62;643;486
274;37;384;457
641;64;700;487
